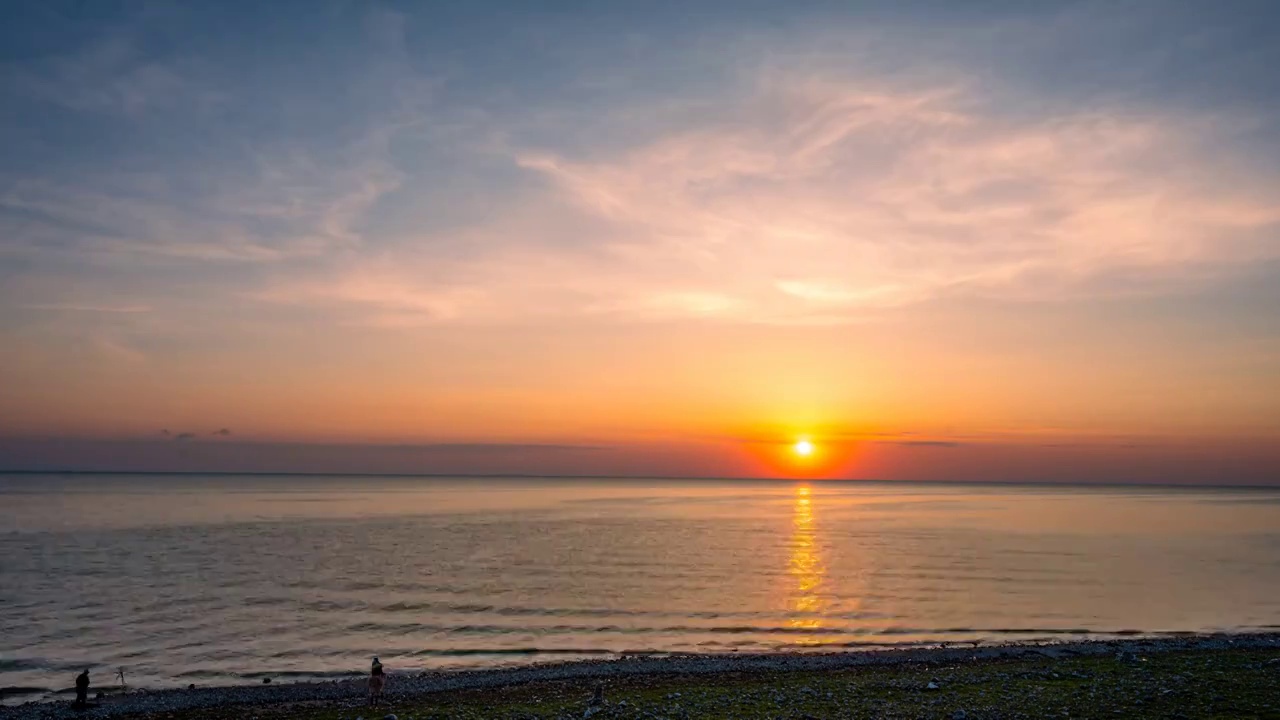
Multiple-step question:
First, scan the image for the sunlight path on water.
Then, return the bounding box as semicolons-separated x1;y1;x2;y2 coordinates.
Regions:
787;485;825;636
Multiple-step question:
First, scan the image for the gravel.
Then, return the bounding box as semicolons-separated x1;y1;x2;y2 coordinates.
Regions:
3;633;1277;720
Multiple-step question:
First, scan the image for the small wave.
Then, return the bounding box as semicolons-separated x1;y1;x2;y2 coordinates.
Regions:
131;595;222;614
0;657;88;673
783;639;964;650
237;670;361;680
106;649;154;661
261;647;403;662
333;621;1175;638
301;599;369;612
173;669;357;681
0;686;52;697
172;670;231;680
375;602;894;622
337;581;383;592
345;621;423;633
242;596;292;607
411;648;623;657
376;601;653;618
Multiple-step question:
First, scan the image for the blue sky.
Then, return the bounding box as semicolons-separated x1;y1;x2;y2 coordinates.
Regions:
1;1;1278;480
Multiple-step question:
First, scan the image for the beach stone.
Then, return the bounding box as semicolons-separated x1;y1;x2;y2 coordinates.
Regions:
926;681;940;690
952;711;967;720
383;714;396;720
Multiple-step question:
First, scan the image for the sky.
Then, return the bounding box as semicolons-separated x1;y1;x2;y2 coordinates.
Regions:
1;1;1278;482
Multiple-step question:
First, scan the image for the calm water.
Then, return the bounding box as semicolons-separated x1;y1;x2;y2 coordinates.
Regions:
3;475;1280;701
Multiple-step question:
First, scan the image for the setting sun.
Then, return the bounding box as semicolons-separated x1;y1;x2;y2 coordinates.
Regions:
793;439;815;457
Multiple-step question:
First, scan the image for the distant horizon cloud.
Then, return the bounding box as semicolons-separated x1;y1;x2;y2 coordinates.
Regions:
0;435;1277;486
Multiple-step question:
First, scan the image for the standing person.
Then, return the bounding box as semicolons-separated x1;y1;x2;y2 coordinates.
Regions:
368;657;385;706
74;669;89;709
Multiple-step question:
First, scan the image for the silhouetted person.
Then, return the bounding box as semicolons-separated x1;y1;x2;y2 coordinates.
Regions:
74;669;89;708
368;656;385;706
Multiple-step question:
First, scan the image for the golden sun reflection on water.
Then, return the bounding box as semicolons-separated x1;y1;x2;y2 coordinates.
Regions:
787;484;826;636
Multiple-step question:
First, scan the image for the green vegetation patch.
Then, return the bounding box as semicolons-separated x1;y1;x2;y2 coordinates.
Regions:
143;648;1280;720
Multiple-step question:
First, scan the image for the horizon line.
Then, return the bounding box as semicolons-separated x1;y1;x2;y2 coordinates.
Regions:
1;469;1277;491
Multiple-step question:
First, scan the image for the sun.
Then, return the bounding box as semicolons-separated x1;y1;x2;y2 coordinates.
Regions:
793;439;815;457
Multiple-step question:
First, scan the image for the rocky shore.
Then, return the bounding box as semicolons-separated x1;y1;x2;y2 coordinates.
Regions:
3;634;1278;720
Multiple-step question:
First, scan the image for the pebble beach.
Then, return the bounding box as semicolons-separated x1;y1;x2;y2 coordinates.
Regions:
5;634;1278;720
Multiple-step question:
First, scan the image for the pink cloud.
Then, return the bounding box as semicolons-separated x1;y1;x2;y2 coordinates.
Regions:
263;72;1279;327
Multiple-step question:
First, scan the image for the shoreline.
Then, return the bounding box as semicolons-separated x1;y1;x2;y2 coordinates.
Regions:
4;632;1278;719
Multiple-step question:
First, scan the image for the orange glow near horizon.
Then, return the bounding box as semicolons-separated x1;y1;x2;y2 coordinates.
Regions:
3;3;1280;488
743;434;854;480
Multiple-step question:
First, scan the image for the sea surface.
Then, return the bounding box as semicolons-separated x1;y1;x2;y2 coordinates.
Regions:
3;474;1279;702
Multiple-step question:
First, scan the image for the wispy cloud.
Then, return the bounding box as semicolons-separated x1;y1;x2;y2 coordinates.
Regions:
8;7;1276;330
514;76;1279;317
87;335;148;365
272;69;1279;326
0;5;422;272
0;123;408;265
1;177;288;263
22;303;152;313
2;30;217;117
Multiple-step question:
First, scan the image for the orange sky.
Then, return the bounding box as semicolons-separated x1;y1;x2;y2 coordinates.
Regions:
2;3;1279;482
